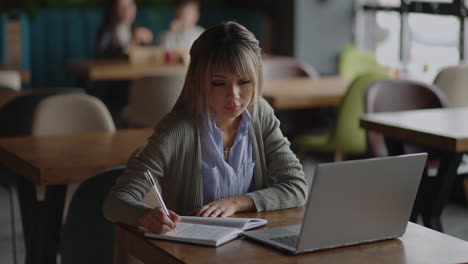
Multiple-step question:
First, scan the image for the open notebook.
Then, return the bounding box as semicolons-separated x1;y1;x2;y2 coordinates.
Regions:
145;216;267;246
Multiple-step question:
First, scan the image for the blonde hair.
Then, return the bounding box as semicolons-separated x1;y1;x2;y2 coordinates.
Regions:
174;21;263;120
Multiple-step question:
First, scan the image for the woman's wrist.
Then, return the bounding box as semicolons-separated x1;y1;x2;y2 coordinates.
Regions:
245;195;257;211
232;195;256;212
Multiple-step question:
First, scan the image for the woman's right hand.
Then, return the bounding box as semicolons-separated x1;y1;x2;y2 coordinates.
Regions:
138;207;180;234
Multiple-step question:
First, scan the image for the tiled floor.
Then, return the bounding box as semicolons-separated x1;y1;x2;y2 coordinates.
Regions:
1;159;467;263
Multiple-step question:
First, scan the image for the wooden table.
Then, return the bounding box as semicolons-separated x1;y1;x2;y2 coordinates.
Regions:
0;128;153;264
0;128;152;185
114;207;468;264
67;59;187;81
361;107;468;231
262;76;349;110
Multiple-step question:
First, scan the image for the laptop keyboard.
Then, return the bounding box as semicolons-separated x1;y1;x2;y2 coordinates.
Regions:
271;235;299;247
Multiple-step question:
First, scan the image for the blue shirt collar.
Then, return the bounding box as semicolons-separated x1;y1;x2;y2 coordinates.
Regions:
202;109;252;135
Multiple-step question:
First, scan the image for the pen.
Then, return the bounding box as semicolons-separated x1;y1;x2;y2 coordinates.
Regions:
144;169;176;232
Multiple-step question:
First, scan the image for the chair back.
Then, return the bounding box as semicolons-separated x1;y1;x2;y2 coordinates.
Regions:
0;70;21;90
433;64;468;107
366;80;447;113
338;45;387;81
365;80;448;157
60;166;125;264
32;93;115;136
0;88;85;137
262;56;319;82
122;72;185;128
329;71;392;154
0;86;15;92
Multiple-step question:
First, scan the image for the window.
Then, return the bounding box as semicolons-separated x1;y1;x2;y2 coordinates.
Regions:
407;14;459;82
357;0;466;83
375;11;400;70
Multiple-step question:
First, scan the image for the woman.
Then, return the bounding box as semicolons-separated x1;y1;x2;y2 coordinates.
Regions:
94;0;154;115
95;0;153;59
103;21;307;234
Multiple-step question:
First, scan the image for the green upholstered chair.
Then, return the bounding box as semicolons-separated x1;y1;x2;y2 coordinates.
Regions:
338;45;388;81
294;71;391;161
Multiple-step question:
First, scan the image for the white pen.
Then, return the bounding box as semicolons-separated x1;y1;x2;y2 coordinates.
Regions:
144;169;176;232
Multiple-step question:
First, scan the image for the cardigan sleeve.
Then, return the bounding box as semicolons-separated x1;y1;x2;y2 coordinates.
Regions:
245;98;308;211
103;123;172;227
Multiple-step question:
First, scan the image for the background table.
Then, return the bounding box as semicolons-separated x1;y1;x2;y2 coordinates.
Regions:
67;59;187;81
0;128;152;264
361;107;468;231
262;76;348;110
115;207;468;264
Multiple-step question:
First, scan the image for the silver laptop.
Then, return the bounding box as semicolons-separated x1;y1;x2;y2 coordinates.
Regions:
243;153;427;254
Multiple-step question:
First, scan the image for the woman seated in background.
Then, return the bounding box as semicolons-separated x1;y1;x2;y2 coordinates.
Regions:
96;0;153;59
158;0;204;58
103;21;307;234
94;0;154;115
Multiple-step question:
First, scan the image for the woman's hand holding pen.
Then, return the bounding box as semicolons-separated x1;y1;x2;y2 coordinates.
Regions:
189;195;256;218
138;207;181;234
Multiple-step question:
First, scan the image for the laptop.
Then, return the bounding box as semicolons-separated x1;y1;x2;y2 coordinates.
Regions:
243;153;427;254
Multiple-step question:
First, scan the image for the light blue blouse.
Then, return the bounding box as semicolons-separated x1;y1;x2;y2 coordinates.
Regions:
200;110;255;204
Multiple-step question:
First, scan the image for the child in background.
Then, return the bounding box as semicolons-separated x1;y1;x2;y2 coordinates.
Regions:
158;0;205;62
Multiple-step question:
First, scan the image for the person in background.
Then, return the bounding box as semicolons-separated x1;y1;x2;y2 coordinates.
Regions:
158;0;205;61
96;0;153;59
94;0;154;116
103;21;308;234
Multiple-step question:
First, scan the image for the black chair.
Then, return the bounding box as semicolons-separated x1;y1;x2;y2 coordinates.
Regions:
0;85;16;92
60;166;125;264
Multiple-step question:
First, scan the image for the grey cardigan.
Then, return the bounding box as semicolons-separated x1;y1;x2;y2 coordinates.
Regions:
103;98;307;226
